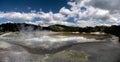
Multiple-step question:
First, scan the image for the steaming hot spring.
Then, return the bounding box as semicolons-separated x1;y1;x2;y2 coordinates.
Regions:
0;31;120;62
0;31;109;50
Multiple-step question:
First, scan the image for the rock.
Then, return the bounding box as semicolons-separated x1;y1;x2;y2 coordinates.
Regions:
0;41;12;49
45;50;88;62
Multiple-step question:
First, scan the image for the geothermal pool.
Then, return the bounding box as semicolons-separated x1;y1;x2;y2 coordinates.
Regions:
0;31;120;62
0;32;107;49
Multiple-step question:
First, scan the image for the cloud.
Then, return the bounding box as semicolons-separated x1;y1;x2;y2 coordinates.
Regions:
63;0;120;27
0;12;38;21
4;21;14;24
36;11;71;26
76;20;95;27
39;11;67;22
60;7;72;15
0;0;120;27
22;11;74;26
85;0;120;13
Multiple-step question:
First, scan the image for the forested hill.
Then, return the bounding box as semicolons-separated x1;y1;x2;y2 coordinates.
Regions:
0;23;42;31
0;23;120;38
48;24;120;38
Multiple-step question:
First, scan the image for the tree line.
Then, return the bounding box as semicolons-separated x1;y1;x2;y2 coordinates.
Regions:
0;23;120;40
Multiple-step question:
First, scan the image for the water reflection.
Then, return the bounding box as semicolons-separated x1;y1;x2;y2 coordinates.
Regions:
0;32;107;49
0;32;119;62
